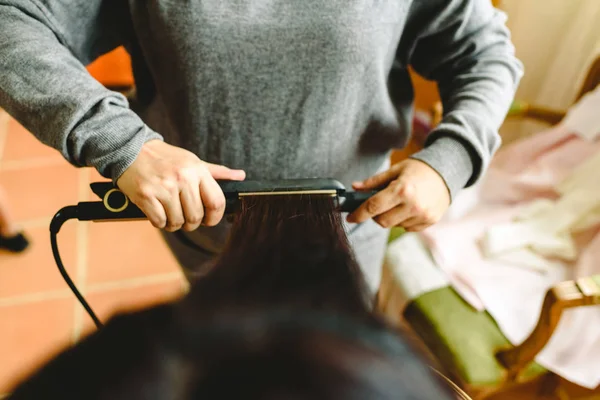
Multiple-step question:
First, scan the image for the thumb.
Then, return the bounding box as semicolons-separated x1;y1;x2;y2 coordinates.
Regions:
352;166;400;190
203;162;246;181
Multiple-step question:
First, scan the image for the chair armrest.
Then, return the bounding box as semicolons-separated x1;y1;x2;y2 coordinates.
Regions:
495;275;600;379
506;100;567;126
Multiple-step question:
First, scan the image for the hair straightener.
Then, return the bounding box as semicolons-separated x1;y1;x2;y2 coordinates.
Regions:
64;178;376;222
50;178;377;329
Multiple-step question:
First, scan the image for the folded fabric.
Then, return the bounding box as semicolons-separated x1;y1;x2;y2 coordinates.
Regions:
483;188;600;261
490;248;565;273
556;148;600;195
479;122;600;205
421;205;524;312
482;146;600;262
416;97;600;388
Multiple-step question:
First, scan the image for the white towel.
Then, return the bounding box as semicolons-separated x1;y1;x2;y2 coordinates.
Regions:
483;167;600;261
383;233;450;310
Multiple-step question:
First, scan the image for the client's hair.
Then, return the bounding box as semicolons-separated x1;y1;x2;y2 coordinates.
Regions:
7;195;456;400
185;195;372;315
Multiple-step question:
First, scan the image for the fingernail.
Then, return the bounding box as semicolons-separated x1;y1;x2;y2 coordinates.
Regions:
234;170;246;180
352;181;364;188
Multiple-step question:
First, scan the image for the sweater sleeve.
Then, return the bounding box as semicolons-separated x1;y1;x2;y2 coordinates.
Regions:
0;0;163;182
400;0;524;200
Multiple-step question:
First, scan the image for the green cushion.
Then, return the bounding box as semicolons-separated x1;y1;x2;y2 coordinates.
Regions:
403;286;546;387
508;99;529;115
388;227;406;243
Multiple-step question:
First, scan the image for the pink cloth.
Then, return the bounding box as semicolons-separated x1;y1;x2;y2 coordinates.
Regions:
422;124;600;309
417;123;600;388
481;125;600;204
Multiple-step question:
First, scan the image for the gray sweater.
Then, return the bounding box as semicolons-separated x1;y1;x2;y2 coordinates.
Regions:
0;0;522;199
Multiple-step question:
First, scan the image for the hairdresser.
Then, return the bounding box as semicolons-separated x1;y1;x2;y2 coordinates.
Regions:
0;0;522;293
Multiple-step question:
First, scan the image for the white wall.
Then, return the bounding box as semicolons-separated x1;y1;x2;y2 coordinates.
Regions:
499;0;600;109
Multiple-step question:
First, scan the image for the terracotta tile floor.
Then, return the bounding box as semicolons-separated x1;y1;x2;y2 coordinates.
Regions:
0;111;186;395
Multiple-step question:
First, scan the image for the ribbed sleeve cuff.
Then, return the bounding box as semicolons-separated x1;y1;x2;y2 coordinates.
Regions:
67;95;166;184
107;126;164;183
409;136;475;201
80;120;164;183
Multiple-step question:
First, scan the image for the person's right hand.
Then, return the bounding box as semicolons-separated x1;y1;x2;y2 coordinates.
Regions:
116;140;246;232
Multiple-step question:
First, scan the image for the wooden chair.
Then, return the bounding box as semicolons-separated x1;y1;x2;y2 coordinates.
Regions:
379;56;600;400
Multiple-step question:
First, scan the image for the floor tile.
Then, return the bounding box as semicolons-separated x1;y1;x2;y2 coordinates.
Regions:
1;119;63;162
86;220;179;284
0;298;74;394
0;163;81;221
79;278;185;337
0;220;78;299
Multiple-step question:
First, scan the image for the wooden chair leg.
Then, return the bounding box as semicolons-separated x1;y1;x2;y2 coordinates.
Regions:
538;374;563;399
496;277;600;378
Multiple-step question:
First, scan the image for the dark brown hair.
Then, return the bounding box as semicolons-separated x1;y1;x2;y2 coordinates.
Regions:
184;194;371;315
7;195;455;399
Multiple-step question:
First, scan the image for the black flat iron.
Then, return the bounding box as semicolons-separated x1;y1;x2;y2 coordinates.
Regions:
50;178;377;329
73;178;376;222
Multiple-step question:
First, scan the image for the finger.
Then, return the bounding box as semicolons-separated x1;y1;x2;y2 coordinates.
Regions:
373;204;412;228
398;216;422;229
352;166;400;190
139;196;168;230
199;175;226;227
180;183;203;232
203;162;246;181
405;223;432;232
347;185;402;224
157;187;185;232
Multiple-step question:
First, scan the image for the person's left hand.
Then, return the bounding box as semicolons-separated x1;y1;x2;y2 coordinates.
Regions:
347;159;450;232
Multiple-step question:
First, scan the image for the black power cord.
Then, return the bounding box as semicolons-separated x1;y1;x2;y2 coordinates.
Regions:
50;206;104;329
49;204;205;331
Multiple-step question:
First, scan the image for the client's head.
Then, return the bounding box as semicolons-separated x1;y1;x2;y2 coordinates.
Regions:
7;194;456;399
8;305;455;400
